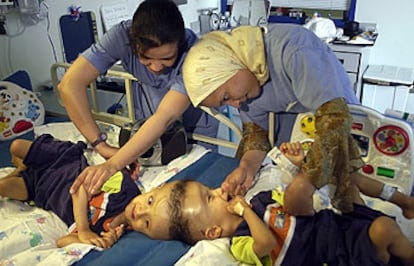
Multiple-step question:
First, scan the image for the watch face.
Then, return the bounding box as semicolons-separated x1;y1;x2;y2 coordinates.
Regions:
101;132;108;141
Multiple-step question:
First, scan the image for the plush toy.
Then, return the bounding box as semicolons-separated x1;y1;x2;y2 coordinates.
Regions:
0;81;44;140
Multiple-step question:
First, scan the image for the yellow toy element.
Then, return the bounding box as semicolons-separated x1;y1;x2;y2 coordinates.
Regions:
300;114;316;138
301;139;314;153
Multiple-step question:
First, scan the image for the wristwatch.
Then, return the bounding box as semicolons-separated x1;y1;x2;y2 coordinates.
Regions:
91;132;107;147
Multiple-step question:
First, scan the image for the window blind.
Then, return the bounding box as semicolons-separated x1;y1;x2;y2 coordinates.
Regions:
270;0;351;11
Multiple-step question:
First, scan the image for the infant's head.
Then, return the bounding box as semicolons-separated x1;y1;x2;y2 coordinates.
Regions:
168;180;238;245
124;181;178;240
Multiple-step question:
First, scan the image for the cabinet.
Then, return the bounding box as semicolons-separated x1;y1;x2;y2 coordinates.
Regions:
330;44;371;100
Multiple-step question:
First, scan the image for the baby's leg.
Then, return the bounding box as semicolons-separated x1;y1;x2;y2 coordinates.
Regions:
0;176;28;200
352;172;414;219
283;172;315;216
369;216;414;265
7;139;33;175
10;139;32;161
0;139;32;200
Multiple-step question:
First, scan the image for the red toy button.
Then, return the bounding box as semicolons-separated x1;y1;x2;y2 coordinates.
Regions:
362;165;374;174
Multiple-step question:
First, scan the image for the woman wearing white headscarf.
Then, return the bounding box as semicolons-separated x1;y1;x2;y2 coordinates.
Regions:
183;24;364;215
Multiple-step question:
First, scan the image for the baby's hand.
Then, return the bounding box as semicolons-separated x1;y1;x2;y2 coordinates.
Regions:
100;224;125;247
78;230;113;249
226;195;250;217
279;142;305;167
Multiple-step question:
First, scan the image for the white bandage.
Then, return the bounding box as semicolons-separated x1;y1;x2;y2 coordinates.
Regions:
267;146;300;176
379;184;397;201
234;202;245;217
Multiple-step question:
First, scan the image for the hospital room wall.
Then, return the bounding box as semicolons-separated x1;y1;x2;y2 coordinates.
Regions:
0;0;413;91
0;0;219;90
354;0;414;69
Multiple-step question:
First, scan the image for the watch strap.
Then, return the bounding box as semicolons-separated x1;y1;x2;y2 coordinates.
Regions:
91;133;107;147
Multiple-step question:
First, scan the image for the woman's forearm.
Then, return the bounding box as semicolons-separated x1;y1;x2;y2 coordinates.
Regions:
58;56;102;144
239;150;267;178
106;90;190;171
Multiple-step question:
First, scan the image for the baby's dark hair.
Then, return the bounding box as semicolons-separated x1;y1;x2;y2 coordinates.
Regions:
168;179;197;245
128;0;187;56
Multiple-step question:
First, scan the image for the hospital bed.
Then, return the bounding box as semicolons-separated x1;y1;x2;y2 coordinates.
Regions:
1;68;414;265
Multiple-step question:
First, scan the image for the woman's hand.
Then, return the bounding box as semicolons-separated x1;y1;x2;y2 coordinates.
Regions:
221;166;252;199
221;150;266;199
70;162;118;198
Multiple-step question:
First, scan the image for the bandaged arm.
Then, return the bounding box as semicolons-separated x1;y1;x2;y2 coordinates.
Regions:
267;146;300;179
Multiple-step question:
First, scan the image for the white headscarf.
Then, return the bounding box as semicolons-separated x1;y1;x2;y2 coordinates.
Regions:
183;25;269;107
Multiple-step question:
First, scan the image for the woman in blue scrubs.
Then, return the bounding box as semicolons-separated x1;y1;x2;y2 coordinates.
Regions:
61;0;218;195
183;24;369;215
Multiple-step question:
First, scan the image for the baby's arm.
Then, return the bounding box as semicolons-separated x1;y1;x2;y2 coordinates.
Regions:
57;185;117;248
227;196;276;258
57;225;124;248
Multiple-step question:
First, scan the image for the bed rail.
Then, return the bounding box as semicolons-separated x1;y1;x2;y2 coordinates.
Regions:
50;63;242;150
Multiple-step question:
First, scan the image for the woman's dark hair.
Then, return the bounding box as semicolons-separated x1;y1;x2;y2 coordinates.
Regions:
168;179;197;245
128;0;187;56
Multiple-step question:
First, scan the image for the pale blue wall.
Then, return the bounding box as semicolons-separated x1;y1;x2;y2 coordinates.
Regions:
0;0;219;89
355;0;414;68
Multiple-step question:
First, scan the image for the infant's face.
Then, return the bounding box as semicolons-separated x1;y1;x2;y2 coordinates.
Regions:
182;182;232;228
125;181;177;240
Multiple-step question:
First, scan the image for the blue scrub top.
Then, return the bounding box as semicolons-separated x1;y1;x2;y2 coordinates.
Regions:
82;20;218;141
239;23;359;131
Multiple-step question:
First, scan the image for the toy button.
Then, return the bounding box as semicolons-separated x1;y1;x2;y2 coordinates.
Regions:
362;164;374;174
